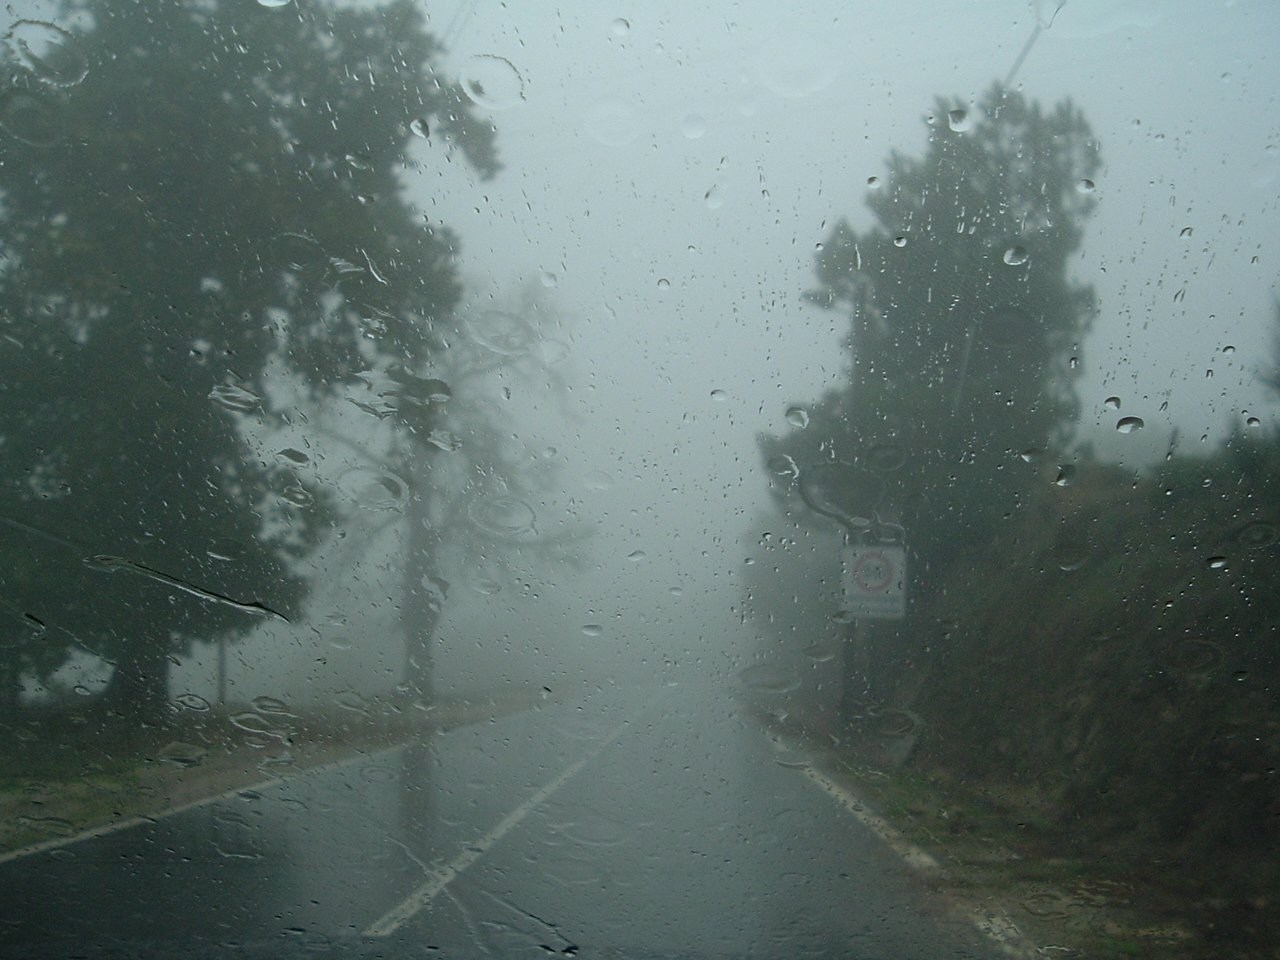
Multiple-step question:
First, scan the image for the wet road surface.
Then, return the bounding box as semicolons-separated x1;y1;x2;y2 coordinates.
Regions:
0;681;999;959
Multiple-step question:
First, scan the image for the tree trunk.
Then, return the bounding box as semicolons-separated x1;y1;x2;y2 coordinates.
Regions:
101;638;172;731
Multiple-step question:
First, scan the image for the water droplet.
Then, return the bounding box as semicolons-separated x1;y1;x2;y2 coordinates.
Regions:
1246;416;1261;428
0;88;63;146
72;684;91;696
1076;178;1096;193
1179;226;1193;238
681;113;706;139
1223;344;1236;354
1002;245;1029;266
669;586;683;597
157;741;207;767
459;54;525;110
1053;465;1076;487
830;609;857;625
947;108;971;132
279;483;313;508
466;309;533;355
1206;555;1228;570
1104;396;1121;410
738;663;799;694
276;448;309;465
892;235;908;248
408;117;429;138
468;495;537;539
1235;520;1277;548
866;175;881;189
610;18;630;37
583;470;614;492
1050;538;1089;572
581;623;604;637
18;815;75;837
704;182;724;209
4;20;89;87
864;443;905;472
627;550;646;562
473;576;502;596
209;381;261;414
174;692;212;712
337;467;408;511
334;690;370;715
1116;416;1145;434
584;96;639;146
767;454;799;478
785;406;810;428
425;429;463;452
539;270;558;288
802;640;838;662
256;0;291;6
710;388;728;401
656;277;671;290
253;695;293;716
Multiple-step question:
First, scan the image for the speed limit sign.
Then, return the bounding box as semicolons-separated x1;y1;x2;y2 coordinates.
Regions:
842;545;907;620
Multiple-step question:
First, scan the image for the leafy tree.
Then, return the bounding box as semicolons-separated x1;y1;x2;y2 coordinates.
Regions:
761;85;1100;577
0;0;497;727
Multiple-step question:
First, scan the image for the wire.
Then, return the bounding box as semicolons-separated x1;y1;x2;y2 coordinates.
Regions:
1004;0;1067;86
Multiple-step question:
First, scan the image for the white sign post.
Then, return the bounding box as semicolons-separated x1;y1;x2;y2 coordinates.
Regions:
842;543;907;621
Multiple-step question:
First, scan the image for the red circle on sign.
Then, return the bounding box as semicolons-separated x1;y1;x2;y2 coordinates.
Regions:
851;550;895;591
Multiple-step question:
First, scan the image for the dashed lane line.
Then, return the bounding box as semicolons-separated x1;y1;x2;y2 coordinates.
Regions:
363;712;638;938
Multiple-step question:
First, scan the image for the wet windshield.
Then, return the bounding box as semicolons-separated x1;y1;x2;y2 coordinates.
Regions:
2;1;1278;958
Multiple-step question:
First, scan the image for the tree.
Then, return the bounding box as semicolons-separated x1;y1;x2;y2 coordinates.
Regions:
761;85;1100;577
0;0;497;728
308;277;589;705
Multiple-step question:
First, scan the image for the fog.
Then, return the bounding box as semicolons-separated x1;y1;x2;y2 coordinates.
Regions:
31;0;1278;708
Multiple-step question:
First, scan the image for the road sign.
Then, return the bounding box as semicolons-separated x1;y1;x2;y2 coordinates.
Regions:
842;544;907;620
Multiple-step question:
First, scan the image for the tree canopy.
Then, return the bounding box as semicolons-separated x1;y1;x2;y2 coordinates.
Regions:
760;86;1100;573
0;0;497;724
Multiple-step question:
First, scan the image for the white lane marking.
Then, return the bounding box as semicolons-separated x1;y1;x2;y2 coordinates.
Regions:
0;742;404;866
777;748;941;873
364;714;636;938
764;730;1038;959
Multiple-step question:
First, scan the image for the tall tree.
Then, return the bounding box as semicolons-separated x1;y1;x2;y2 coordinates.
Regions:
0;0;497;727
761;85;1100;576
309;277;588;705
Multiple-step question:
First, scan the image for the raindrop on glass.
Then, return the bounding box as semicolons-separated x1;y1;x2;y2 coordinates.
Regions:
1002;246;1029;266
209;381;262;414
1206;555;1228;570
627;550;647;562
1116;416;1144;434
785;406;810;428
4;20;89;87
681;113;706;140
892;235;908;248
0;88;63;146
581;623;604;637
738;663;799;694
1235;520;1277;549
767;454;799;478
710;388;728;401
337;467;409;511
1053;465;1075;487
1104;396;1121;410
408;117;429;138
1076;178;1095;193
947;108;970;132
610;18;630;37
459;54;525;110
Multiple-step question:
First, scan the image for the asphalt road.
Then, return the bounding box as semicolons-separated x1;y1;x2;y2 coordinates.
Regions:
0;681;1000;959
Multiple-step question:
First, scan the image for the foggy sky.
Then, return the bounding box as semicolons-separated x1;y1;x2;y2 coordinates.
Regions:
24;0;1280;703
